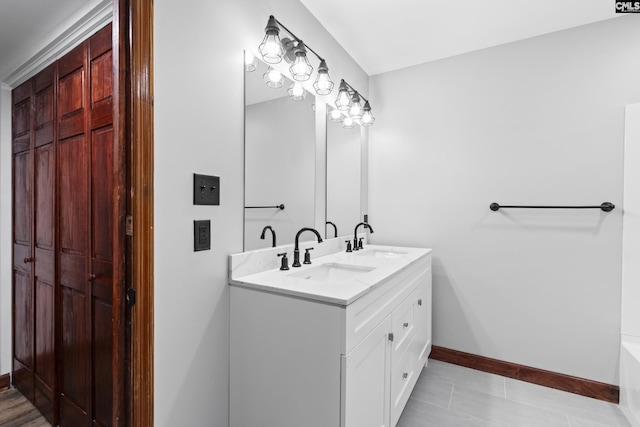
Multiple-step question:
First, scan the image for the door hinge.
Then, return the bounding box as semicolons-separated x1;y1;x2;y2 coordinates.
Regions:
126;215;133;236
388;333;394;342
126;287;136;306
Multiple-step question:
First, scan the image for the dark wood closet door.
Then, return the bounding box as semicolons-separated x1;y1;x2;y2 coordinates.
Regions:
12;80;34;402
12;22;123;427
57;24;116;427
33;65;56;424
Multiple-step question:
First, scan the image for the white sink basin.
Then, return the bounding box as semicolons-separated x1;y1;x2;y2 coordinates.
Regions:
355;249;408;259
289;263;375;282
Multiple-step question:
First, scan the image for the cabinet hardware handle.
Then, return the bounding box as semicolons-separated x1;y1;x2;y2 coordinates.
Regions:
89;274;96;281
23;257;33;263
403;322;409;328
403;372;408;379
418;299;422;306
388;333;394;342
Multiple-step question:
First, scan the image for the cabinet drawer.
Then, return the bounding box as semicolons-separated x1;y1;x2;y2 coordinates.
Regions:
345;255;430;353
391;290;416;365
390;342;415;427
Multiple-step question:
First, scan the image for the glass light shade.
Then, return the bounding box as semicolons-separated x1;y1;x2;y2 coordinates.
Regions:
244;52;258;72
259;16;283;64
329;108;342;122
348;93;363;120
259;33;283;64
342;116;355;129
335;81;352;111
287;82;306;101
289;42;313;81
361;101;375;126
313;59;334;95
263;67;284;88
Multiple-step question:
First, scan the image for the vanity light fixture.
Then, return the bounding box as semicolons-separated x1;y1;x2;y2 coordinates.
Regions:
258;15;334;95
289;41;313;81
361;101;375;126
287;81;306;101
348;92;363;120
257;15;375;125
335;80;352;111
314;59;334;95
343;116;355;129
263;67;285;88
328;107;343;122
259;15;284;64
245;51;258;72
335;79;375;126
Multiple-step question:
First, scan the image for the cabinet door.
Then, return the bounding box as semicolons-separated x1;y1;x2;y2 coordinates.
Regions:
414;268;432;368
342;316;392;427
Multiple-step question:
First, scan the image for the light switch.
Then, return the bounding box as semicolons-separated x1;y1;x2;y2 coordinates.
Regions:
194;173;220;205
194;220;211;251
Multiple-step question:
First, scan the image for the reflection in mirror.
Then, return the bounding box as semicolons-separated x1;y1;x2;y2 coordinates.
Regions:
326;112;361;239
244;54;316;250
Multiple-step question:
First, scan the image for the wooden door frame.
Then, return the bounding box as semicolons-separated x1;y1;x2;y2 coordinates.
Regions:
114;0;154;425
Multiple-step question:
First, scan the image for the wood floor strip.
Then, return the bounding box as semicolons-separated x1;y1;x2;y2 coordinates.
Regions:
0;389;50;426
430;345;620;403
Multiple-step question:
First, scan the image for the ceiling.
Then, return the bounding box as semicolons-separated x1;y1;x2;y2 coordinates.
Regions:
0;0;95;82
0;0;623;82
299;0;623;75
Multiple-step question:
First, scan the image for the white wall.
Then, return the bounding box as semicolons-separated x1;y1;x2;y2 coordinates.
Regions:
153;0;367;425
622;103;640;339
369;16;640;385
244;94;315;250
0;84;11;375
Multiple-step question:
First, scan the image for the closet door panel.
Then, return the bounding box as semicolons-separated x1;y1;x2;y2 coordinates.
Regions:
34;109;55;424
93;298;113;426
13;151;31;247
12;85;31;153
13;136;33;400
90;28;114;423
13;271;33;370
59;43;86;143
58;132;91;425
58;135;88;255
35;145;54;250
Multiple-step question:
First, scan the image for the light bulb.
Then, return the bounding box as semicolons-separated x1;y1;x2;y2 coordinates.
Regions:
335;81;352;111
313;60;334;95
343;116;355;129
259;16;283;64
329;108;342;122
289;41;313;81
263;67;284;88
287;82;306;101
361;101;375;126
348;92;363;120
245;52;258;72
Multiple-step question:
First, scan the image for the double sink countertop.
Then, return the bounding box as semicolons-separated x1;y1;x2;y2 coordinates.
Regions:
229;244;431;306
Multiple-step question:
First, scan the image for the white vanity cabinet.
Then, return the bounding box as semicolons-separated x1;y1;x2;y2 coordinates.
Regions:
230;247;431;427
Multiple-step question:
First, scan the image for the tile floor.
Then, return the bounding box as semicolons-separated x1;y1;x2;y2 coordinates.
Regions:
398;359;631;427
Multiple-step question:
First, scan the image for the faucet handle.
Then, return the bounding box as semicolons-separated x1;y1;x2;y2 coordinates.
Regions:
277;252;289;271
303;247;314;264
345;240;352;253
358;237;364;250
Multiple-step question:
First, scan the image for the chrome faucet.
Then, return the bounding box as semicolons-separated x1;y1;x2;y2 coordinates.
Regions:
260;225;276;248
292;227;323;267
353;222;374;251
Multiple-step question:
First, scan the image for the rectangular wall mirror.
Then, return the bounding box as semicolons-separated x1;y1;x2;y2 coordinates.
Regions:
326;114;361;239
244;54;316;250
